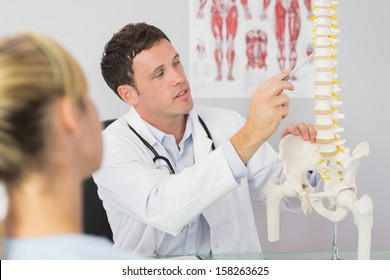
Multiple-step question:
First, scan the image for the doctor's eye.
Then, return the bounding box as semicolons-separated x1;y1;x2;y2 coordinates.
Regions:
173;59;181;67
154;71;165;79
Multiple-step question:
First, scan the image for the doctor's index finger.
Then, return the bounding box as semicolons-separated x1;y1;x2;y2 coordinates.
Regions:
266;79;295;98
262;70;291;88
262;71;294;95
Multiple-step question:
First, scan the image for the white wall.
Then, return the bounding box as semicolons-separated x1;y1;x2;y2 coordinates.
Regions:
1;0;389;254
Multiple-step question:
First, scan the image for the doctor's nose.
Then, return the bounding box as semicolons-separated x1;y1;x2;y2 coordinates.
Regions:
170;68;186;86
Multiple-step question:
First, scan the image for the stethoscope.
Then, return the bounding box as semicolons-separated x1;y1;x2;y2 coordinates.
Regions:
127;115;215;174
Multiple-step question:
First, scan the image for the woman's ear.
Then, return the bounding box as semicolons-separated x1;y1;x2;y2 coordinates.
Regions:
56;96;81;134
117;85;139;106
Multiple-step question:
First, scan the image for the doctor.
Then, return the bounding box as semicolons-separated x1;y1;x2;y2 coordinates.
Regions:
94;22;317;257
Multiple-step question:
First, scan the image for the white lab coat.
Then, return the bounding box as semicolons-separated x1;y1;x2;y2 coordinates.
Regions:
93;106;297;256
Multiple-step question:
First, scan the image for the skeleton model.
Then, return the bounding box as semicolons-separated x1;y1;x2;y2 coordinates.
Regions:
265;0;373;259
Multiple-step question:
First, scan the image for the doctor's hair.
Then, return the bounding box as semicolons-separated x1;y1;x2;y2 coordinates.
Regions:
0;32;88;185
100;22;170;99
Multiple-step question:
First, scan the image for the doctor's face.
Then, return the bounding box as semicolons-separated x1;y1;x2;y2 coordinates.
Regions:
130;39;193;123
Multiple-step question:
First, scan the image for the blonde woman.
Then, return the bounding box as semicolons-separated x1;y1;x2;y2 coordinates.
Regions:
0;33;139;259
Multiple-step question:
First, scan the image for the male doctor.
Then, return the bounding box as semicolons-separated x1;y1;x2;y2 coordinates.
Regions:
94;22;317;257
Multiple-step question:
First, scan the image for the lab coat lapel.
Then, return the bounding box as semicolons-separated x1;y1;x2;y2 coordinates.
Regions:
125;107;159;146
189;110;213;162
124;107;175;173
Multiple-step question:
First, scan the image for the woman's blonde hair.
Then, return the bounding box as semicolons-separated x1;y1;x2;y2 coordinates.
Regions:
0;33;88;184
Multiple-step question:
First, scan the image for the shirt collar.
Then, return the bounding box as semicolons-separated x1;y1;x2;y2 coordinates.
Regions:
144;115;193;146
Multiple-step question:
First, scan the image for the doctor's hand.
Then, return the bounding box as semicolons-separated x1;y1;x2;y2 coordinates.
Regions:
246;70;294;142
281;123;317;143
231;70;294;164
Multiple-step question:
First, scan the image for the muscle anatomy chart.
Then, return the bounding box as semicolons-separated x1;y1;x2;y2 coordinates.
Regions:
189;0;315;98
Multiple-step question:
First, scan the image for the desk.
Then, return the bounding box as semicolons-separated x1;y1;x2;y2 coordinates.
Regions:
197;251;390;260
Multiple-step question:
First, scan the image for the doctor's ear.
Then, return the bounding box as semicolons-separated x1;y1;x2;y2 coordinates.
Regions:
118;85;139;106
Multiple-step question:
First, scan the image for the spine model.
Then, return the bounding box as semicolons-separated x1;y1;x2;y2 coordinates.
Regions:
312;0;344;158
265;0;373;260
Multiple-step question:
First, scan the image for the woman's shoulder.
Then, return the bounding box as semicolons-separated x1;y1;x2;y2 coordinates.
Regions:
5;234;143;260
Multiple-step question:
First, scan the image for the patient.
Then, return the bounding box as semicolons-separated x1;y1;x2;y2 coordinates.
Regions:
0;32;139;259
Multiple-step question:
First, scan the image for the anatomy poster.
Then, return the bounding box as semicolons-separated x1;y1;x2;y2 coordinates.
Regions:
189;0;316;98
